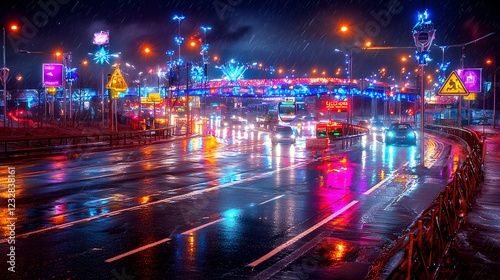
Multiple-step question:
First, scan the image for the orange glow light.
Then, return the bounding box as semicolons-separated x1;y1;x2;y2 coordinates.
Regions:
10;25;18;31
144;47;151;53
341;26;348;32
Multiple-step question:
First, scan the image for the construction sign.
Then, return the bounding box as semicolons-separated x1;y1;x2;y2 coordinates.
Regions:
437;71;469;96
106;67;128;92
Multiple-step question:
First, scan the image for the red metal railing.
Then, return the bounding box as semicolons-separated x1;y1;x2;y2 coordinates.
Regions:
368;124;485;280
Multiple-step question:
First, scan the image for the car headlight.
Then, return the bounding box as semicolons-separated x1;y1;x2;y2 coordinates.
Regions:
276;134;282;139
291;135;295;139
388;132;395;137
408;132;416;138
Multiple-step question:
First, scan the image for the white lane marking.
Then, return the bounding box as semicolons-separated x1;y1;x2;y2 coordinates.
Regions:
105;237;172;263
247;200;359;267
181;218;225;235
363;162;408;195
0;159;317;243
258;195;285;206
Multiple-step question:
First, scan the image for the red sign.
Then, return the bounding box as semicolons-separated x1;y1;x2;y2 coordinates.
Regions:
0;67;9;86
327;120;342;128
325;100;349;111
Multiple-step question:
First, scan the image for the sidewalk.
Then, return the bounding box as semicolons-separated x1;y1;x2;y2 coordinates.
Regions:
437;130;500;279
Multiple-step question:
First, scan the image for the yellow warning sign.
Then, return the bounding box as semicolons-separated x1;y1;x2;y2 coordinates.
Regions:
438;71;469;96
106;67;128;92
109;89;120;100
463;92;477;101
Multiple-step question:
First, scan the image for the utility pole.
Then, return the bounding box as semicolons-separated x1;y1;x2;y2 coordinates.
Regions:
186;63;191;135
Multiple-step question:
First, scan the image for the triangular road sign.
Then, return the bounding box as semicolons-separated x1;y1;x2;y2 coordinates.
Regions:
106;67;128;92
438;70;469;96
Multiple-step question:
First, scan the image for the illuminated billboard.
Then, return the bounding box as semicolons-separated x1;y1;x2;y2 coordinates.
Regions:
42;64;63;87
456;68;482;93
325;100;349;111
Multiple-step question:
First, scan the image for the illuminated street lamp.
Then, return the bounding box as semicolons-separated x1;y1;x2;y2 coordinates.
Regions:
486;59;498;128
3;24;19;127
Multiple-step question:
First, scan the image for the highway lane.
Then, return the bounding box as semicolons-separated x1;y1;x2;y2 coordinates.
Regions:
0;128;466;279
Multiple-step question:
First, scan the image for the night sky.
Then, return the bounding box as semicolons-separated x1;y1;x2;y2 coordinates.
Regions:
1;0;498;89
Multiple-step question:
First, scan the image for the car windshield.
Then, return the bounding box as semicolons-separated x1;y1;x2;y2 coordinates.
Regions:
373;122;384;127
390;124;412;131
276;127;293;133
358;120;368;125
304;117;319;122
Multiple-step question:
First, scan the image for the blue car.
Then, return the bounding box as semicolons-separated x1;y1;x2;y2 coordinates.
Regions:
385;123;416;145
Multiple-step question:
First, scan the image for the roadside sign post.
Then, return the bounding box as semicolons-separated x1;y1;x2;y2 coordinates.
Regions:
438;70;470;126
148;93;161;129
412;9;436;168
106;67;128;132
43;64;64;122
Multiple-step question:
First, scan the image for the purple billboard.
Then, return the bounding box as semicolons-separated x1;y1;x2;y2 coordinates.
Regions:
456;68;482;92
43;64;64;87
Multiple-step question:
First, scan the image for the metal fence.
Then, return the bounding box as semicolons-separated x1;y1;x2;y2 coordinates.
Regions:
368;124;485;280
0;127;174;157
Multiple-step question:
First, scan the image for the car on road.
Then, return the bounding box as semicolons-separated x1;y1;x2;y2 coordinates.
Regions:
271;126;296;144
385;123;416;145
357;119;371;130
224;119;244;129
371;121;386;132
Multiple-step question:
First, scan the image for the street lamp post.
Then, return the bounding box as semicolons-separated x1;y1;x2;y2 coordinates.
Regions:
173;15;185;62
201;26;211;122
166;50;174;127
486;59;498;128
2;26;17;127
2;27;7;128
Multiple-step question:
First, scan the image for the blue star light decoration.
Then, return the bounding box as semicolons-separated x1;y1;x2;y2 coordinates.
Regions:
92;47;119;65
174;36;184;46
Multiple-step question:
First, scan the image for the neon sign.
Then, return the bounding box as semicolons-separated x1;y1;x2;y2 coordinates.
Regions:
325;100;349;111
42;64;63;87
93;31;109;45
456;68;482;92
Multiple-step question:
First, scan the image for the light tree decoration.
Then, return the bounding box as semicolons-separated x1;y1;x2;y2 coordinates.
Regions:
90;31;119;125
172;15;185;63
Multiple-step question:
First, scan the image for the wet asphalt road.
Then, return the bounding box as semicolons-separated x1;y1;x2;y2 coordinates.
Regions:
1;127;466;279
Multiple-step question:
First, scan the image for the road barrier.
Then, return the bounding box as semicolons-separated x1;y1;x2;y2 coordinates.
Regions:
368;124;485;280
306;124;368;157
0;127;174;157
